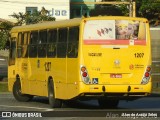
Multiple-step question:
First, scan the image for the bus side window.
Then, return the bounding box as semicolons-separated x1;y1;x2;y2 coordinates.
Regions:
67;27;79;58
17;32;23;58
9;39;16;65
47;29;57;58
29;31;38;58
22;32;28;58
57;28;67;58
38;30;47;58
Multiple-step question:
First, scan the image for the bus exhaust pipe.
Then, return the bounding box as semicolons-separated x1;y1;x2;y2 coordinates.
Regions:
102;86;105;92
128;86;131;92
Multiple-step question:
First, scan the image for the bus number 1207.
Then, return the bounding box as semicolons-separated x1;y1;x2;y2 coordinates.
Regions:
134;53;144;58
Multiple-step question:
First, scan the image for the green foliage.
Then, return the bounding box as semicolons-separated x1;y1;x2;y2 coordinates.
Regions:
90;4;124;16
0;21;13;49
0;32;9;49
91;0;160;25
117;4;129;16
10;7;55;25
136;0;160;25
138;0;160;19
0;21;13;30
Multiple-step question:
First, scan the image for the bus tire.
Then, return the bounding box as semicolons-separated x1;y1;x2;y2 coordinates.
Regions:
48;80;62;108
98;99;119;108
13;79;33;102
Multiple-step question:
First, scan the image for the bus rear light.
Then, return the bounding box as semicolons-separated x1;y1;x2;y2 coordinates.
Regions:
145;72;149;77
82;72;87;77
146;67;151;72
141;66;151;85
81;67;86;72
80;65;90;84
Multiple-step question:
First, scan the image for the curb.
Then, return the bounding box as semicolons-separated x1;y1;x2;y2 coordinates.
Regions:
0;82;7;84
0;92;10;94
149;93;160;97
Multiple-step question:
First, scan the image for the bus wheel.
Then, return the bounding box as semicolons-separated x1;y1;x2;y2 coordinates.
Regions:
48;80;62;108
98;99;119;108
13;80;33;102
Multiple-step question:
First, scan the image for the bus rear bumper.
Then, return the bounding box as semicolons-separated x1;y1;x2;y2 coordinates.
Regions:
78;82;151;99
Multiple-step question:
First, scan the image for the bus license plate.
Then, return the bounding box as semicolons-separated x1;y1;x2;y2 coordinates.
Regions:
110;74;122;78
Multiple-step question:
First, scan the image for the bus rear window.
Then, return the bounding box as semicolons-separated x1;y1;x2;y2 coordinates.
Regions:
83;20;146;45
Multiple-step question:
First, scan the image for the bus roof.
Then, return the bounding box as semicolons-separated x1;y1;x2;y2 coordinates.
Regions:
11;18;82;33
11;16;148;33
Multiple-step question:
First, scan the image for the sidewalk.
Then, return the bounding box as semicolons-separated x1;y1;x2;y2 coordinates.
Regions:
0;81;8;92
150;92;160;97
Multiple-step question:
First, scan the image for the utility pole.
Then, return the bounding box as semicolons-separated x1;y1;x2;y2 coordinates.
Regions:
129;0;136;17
132;1;136;17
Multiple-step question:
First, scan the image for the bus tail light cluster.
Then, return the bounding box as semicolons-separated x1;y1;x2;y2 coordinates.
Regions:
81;66;90;84
141;66;151;85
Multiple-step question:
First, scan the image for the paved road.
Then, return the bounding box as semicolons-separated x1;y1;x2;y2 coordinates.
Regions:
0;93;160;120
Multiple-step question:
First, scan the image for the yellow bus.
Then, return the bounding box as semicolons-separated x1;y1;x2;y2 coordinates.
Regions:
8;16;151;108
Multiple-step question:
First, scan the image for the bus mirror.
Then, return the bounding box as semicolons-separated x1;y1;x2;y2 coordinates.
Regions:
5;40;10;49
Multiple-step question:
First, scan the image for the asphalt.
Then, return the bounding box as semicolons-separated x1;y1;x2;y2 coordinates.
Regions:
1;91;160;96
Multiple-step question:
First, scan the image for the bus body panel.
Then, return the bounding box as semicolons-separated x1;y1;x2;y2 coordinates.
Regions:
8;65;16;92
8;16;151;101
47;58;67;98
82;45;151;85
77;17;151;99
16;58;29;94
78;82;151;94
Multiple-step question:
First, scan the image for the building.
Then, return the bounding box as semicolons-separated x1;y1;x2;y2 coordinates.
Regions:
0;0;104;22
0;0;70;22
70;0;97;18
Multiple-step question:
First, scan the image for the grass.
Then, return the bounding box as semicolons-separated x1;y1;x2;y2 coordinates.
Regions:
0;82;8;92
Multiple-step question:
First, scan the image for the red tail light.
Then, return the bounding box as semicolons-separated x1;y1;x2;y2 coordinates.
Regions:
82;72;87;77
145;72;149;77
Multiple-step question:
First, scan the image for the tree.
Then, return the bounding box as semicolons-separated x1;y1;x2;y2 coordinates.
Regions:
10;7;55;26
0;7;55;49
137;0;160;26
90;0;160;26
0;20;13;49
90;2;123;16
